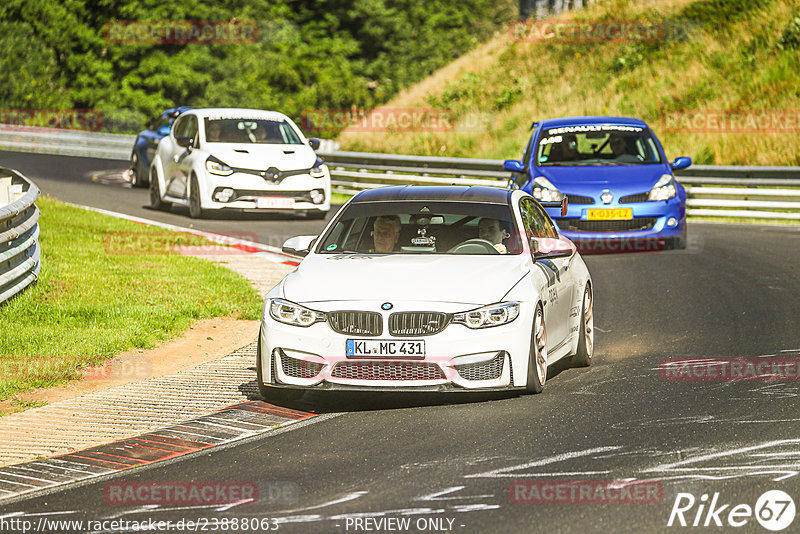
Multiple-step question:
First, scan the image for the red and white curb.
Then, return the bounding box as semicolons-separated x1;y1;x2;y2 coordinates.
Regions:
0;401;317;504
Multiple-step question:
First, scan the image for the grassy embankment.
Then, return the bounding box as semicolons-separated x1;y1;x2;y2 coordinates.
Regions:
0;197;262;414
338;0;800;166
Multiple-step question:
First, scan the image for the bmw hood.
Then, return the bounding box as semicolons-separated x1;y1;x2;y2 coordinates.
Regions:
282;254;530;306
208;144;317;171
536;164;670;196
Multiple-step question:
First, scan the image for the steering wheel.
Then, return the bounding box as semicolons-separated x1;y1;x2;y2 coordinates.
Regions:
447;238;500;254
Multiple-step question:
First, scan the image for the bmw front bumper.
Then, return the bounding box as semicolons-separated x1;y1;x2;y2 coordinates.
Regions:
259;301;534;391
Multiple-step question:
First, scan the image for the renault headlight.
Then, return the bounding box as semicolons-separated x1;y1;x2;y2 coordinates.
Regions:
206;156;233;176
269;298;325;327
532;176;564;202
648;174;676;201
453;302;520;329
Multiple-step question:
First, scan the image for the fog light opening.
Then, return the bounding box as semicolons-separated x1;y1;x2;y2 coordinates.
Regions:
214;188;235;202
310;189;325;204
667;217;678;227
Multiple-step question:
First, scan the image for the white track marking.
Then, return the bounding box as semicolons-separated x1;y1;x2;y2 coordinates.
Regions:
464;446;622;478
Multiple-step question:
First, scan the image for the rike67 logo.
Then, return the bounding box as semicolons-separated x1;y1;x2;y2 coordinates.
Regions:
668;490;795;531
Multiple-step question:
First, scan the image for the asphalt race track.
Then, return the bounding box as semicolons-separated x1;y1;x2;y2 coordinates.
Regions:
1;150;799;533
0;150;335;249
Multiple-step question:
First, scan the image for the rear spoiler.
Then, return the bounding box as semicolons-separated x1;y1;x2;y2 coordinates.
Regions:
539;197;568;217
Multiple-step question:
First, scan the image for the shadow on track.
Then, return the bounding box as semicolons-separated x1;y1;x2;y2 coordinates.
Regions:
238;357;578;414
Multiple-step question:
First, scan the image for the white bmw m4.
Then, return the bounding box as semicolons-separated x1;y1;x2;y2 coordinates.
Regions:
258;185;594;400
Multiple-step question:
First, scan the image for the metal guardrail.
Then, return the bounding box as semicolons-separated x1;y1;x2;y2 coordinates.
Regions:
0;125;340;161
319;150;800;220
1;126;798;220
0;167;41;305
0;126;133;160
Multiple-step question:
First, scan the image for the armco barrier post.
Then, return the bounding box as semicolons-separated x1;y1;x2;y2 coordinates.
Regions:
0;167;41;305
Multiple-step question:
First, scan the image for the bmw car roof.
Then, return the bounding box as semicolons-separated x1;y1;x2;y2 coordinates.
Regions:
351;185;513;205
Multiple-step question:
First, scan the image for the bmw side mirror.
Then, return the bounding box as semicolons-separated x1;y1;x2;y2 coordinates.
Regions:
176;136;194;149
282;235;318;257
532;236;575;260
671;156;692;170
308;138;321;151
504;160;526;173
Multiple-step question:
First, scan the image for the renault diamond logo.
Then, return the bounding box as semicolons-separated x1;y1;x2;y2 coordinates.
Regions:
263;167;280;181
381;302;393;311
601;190;613;204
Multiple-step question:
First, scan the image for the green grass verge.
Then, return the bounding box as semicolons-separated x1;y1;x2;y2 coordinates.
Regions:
0;197;262;407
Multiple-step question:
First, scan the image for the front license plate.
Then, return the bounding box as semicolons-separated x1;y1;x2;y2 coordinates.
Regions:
346;339;425;358
586;208;633;220
255;196;295;209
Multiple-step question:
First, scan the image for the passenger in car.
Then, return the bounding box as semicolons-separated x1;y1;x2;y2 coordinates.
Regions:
373;215;401;253
206;122;222;142
548;134;579;163
608;133;640;162
478;218;508;254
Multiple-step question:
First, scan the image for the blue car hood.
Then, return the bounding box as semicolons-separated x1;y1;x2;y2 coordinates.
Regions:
535;164;669;196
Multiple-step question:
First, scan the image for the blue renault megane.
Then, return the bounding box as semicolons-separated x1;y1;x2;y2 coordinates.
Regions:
504;116;691;250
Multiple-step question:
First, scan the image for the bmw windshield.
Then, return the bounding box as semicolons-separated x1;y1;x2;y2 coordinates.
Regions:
317;201;522;255
535;125;663;166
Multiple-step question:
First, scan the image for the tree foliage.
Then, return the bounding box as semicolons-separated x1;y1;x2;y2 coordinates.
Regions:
0;0;515;132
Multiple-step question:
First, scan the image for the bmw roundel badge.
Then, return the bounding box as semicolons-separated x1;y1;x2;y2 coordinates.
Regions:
381;302;393;311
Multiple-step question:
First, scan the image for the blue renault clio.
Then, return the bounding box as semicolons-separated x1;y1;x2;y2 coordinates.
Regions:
504;116;691;250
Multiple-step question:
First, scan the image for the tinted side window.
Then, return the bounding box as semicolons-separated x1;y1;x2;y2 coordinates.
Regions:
530;200;559;238
522;132;536;168
172;116;189;137
520;198;558;240
185;116;198;141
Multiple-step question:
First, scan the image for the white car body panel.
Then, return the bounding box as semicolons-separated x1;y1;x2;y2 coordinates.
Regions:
258;187;592;392
151;108;330;215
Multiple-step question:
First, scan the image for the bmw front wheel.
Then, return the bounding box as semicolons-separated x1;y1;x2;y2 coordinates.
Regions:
525;304;547;394
572;285;594;367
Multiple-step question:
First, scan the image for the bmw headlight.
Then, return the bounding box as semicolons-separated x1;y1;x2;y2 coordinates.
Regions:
453;302;520;329
310;158;327;178
648;174;676;201
532;176;564;202
269;298;326;327
206;156;233;176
